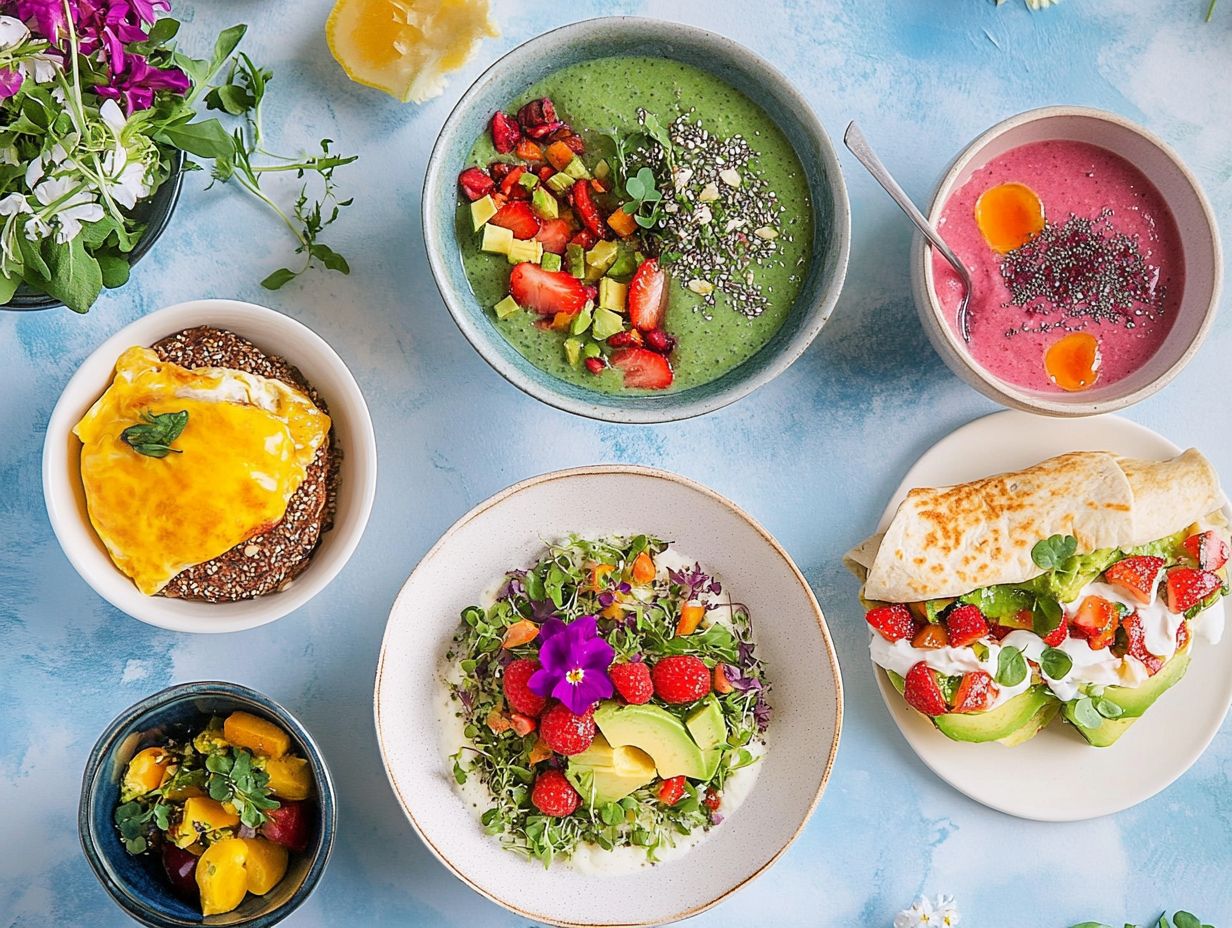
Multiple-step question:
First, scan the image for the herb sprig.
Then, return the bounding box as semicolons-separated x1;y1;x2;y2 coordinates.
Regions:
205;746;280;829
1072;911;1214;928
1031;534;1078;570
120;409;188;458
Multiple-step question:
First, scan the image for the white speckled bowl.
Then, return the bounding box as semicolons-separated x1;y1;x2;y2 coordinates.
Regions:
42;299;377;634
911;106;1222;416
375;466;842;926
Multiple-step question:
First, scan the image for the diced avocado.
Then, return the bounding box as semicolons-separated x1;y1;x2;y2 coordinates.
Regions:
493;295;521;320
685;696;726;781
583;341;602;359
606;251;638;279
506;239;543;265
570;304;592;336
470;194;498;231
518;170;539;190
959;585;1035;623
480;223;513;255
540;252;562;273
886;671;1060;745
563;157;591;180
599;277;627;313
586;240;619;274
547;172;574;196
1063;648;1192;747
1034;548;1119;603
594;702;709;779
566;733;657;806
566;243;586;278
590;307;624;341
531;186;558;220
564;336;583;367
594;158;611;181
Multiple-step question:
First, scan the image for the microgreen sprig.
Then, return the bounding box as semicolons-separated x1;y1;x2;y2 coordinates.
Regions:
203;747;280;829
621;166;665;230
1031;533;1078;570
1072;911;1214;928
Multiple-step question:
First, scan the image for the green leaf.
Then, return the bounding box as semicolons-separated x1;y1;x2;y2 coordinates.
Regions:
40;237;102;314
1032;595;1063;637
206;83;256;116
1073;695;1103;729
121;410;188;458
1173;913;1201;928
1069;923;1115;928
624;175;645;199
17;233;50;280
1040;647;1073;680
159;119;236;160
260;267;298;290
1095;697;1124;720
97;254;131;290
0;272;18;305
309;242;350;274
1032;534;1078;570
995;645;1027;687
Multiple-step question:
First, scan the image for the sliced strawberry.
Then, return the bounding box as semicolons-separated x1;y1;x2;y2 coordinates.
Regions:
1041;616;1069;648
490;111;521;153
509;262;588;316
1104;555;1165;604
537;165;555;183
1177;619;1191;652
1071;594;1120;649
952;670;995;713
1183;531;1230;571
990;624;1015;641
1119;612;1162;676
490;201;540;240
569;229;598;250
571;179;608;239
609;347;673;390
944;604;988;647
627;258;668;332
584;356;605;374
457;167;495;202
903;662;948;717
911;624;948;649
1165;567;1224;613
499;165;530;199
534;218;571;255
865;604;915;643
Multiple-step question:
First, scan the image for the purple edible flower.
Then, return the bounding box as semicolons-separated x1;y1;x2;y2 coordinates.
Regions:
14;0;73;43
77;0;150;72
497;569;526;601
710;811;724;826
753;692;773;733
0;67;22;99
95;54;188;112
527;615;614;715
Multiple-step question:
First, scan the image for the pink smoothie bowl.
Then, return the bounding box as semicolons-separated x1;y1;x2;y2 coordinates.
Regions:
910;106;1222;416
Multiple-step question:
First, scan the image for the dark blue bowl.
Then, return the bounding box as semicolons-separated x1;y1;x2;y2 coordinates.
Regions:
79;682;336;928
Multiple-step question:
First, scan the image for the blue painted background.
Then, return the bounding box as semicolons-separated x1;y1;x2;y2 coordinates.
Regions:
3;1;1230;925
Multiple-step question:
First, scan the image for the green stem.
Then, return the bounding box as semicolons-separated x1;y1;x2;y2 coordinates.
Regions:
1206;0;1217;20
230;172;306;248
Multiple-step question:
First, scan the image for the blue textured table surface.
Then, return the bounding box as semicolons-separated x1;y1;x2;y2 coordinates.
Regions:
3;2;1230;925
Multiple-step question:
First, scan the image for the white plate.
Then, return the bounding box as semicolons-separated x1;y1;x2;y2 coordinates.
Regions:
872;410;1232;821
375;466;842;926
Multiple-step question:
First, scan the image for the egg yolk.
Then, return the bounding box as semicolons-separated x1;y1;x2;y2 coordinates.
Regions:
975;182;1045;253
1045;331;1102;392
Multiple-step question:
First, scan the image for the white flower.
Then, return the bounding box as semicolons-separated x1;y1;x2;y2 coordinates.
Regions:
23;214;51;241
895;895;960;928
19;52;59;85
102;144;151;210
935;894;960;927
0;192;30;216
32;176;103;244
99;98;127;134
0;15;30;50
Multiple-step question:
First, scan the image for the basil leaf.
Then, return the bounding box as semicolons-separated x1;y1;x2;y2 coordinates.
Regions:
995;646;1027;687
1032;595;1063;637
1173;913;1201;928
1073;695;1103;729
1040;647;1073;680
121;410;188;458
159;118;236;160
1032;534;1078;570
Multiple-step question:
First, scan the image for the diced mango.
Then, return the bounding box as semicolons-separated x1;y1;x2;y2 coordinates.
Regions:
223;711;290;758
501;619;539;650
677;602;706;636
173;796;241;847
240;838;289;896
264;755;312;802
121;747;171;800
607;208;637;238
196;837;250;916
545;140;576;171
630;552;656;585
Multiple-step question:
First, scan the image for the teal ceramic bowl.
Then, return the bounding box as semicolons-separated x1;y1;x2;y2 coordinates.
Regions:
79;682;336;928
423;17;851;423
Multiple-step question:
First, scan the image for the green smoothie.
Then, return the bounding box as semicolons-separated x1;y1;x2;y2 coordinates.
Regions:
456;56;814;394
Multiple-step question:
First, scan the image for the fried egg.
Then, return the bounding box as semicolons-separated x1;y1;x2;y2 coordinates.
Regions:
73;347;331;595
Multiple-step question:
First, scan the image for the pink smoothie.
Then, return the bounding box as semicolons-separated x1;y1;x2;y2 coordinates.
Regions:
932;140;1183;393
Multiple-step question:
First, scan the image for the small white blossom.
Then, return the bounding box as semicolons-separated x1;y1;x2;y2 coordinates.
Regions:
0;192;29;216
895;895;960;928
102;144;151;209
20;52;59;85
0;15;30;49
32;176;103;243
99;99;127;134
23;214;51;241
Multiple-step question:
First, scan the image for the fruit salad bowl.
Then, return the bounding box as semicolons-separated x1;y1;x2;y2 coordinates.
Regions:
423;17;850;423
374;466;842;926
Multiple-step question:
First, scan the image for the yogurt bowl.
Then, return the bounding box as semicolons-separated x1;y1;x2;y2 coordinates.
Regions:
911;106;1221;416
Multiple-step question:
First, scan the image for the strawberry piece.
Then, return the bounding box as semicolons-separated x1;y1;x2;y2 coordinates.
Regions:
552;130;585;155
1165;567;1224;613
643;328;675;354
537;165;555;183
490;111;521;153
651;655;710;704
609;347;673;390
508;262;588;315
1119;612;1162;676
534;218;571;255
865;604;915;642
627;258;668;332
605;329;643;349
944;604;989;647
490;201;540;239
703;787;721;812
457;167;495;202
489;161;514;184
952;670;995;713
539;704;596;756
1071;594;1120;649
1104;556;1165;604
609;661;653;704
569;229;598;250
911;624;948;649
498;165;531;200
584;357;605;374
903;662;947;717
259;801;310;853
509;712;538;736
517;97;559;133
1041;616;1069;648
502;658;547;717
1184;531;1230;571
657;776;686;806
571;179;608;239
531;769;580;817
1177;619;1191;652
990;624;1015;641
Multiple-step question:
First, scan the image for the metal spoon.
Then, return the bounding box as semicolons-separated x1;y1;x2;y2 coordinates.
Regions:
843;121;974;343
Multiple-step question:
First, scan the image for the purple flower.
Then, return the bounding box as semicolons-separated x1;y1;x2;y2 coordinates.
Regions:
77;0;149;72
94;54;187;112
753;692;772;732
528;615;614;715
0;67;22;98
14;0;73;42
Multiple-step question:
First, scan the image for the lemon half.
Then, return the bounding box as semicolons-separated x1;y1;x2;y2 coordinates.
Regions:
326;0;498;104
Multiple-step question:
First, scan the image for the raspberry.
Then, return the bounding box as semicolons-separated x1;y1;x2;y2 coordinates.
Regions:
944;604;989;647
903;662;947;717
531;769;579;817
502;659;546;717
657;776;686;806
609;662;653;704
865;604;915;642
539;703;595;756
651;656;711;704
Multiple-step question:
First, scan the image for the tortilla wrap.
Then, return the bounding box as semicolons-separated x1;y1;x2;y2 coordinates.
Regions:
845;449;1225;603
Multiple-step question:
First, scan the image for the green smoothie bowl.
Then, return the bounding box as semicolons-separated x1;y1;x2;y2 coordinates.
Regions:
423;17;850;423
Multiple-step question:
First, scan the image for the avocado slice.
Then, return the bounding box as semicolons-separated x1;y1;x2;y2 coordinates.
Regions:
1062;649;1192;747
684;696;726;781
886;671;1060;745
594;702;709;779
566;733;657;805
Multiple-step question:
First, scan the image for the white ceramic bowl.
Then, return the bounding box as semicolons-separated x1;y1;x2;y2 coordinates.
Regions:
911;105;1222;416
375;466;842;927
42;298;377;634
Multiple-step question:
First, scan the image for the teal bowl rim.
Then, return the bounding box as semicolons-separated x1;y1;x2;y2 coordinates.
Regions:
78;681;337;928
423;16;852;424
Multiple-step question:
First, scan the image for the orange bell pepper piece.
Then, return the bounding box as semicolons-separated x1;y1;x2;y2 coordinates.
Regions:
502;619;539;649
676;602;706;636
630;552;656;585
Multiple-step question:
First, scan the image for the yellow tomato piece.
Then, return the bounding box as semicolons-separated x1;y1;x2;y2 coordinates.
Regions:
121;747;171;800
173;797;240;847
223;711;291;758
196;837;250;916
241;838;290;896
264;755;312;802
